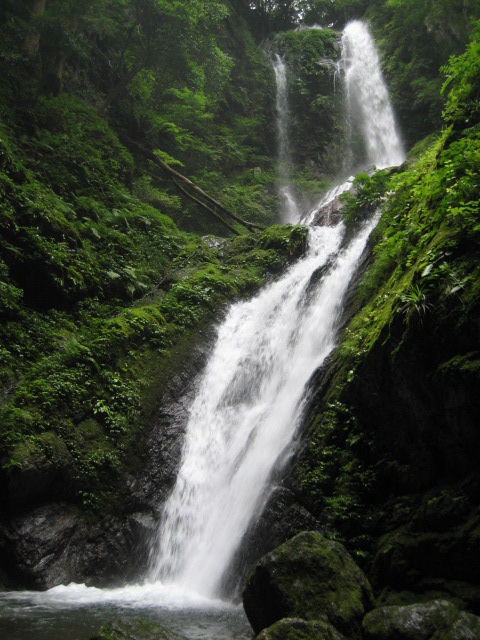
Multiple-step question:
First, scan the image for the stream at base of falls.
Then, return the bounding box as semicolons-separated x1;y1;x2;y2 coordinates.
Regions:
0;585;251;640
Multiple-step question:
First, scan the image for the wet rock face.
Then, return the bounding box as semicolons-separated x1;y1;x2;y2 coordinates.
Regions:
242;531;374;638
0;503;156;589
362;600;480;640
310;196;345;227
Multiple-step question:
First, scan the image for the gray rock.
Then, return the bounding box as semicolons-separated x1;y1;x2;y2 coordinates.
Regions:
0;329;215;590
90;617;185;640
362;599;480;640
442;611;480;640
243;531;374;638
256;617;347;640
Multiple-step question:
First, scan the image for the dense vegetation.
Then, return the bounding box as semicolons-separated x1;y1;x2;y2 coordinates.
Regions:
0;0;306;516
0;0;479;615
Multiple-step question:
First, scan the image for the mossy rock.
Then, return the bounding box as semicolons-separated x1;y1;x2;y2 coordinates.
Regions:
362;599;480;640
256;617;347;640
6;431;74;507
243;531;374;638
90;617;185;640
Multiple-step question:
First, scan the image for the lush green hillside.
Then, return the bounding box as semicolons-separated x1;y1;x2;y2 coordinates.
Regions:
0;0;307;529
290;20;480;610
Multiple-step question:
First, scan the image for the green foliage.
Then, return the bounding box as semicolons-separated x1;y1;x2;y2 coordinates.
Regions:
340;170;391;232
297;400;377;559
397;283;431;323
302;0;369;27
296;25;480;567
367;0;480;144
0;132;307;515
442;21;480;129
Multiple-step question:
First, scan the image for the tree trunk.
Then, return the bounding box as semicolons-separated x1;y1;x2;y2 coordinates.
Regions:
120;135;265;234
98;64;143;115
23;0;47;58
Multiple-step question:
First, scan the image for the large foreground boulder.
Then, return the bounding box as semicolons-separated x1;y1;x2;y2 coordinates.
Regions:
362;600;480;640
242;531;374;638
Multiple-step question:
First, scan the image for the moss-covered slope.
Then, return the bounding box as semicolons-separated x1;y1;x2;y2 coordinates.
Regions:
288;24;480;612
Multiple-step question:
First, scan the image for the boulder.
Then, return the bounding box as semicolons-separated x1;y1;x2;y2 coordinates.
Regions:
362;599;480;640
242;531;374;638
256;617;347;640
447;611;480;639
90;618;185;640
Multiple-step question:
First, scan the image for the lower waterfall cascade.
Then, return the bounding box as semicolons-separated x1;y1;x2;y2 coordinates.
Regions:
148;214;380;597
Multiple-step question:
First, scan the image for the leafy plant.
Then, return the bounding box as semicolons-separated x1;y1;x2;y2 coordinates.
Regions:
397;283;431;323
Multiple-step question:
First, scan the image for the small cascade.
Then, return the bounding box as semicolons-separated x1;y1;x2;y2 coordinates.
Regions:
302;178;353;227
341;21;405;169
272;54;300;222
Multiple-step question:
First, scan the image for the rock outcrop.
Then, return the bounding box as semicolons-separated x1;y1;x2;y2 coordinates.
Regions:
362;600;480;640
242;531;374;638
256;617;347;640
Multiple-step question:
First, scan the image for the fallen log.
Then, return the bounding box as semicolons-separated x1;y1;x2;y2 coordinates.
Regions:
120;134;264;234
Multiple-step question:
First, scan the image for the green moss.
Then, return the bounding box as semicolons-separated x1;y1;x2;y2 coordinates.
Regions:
293;48;480;569
438;353;480;376
272;28;343;177
245;531;374;639
257;618;345;640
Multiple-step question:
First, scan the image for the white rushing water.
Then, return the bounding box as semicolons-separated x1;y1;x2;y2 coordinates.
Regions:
341;20;404;168
149;216;379;597
272;54;301;222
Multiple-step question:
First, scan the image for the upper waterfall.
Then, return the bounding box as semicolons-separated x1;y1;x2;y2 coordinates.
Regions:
341;20;405;169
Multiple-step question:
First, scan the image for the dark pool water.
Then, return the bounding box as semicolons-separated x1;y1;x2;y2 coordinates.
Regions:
0;583;253;640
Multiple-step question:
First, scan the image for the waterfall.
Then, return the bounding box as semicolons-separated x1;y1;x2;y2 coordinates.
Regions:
272;54;300;223
149;217;379;596
341;21;404;169
147;20;404;600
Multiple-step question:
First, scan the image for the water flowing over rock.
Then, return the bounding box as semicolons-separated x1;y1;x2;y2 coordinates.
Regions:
341;21;405;169
148;219;378;596
147;18;406;602
0;19;408;638
302;179;353;227
272;54;300;222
